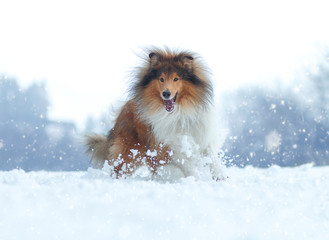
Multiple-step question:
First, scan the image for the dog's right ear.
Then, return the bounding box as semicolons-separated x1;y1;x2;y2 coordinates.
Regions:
182;55;194;72
149;52;160;68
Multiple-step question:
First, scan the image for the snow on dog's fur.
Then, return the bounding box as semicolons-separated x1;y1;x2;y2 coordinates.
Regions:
86;48;224;180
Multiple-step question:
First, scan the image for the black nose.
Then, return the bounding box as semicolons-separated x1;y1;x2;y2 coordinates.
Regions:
162;90;171;99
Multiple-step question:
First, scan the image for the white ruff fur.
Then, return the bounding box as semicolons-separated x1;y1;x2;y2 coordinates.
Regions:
138;101;225;180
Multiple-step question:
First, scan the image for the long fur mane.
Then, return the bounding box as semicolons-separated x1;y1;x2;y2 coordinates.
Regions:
130;47;213;107
129;47;216;150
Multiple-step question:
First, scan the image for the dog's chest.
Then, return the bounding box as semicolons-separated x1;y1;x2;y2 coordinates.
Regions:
151;110;206;149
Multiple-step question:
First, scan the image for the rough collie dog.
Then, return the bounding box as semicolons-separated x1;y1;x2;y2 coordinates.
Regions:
86;48;224;180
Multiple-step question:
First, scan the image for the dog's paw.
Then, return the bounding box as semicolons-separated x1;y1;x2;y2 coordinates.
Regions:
212;175;229;182
155;164;185;181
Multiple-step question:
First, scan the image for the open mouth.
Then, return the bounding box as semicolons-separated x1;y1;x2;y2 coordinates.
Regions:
163;93;177;112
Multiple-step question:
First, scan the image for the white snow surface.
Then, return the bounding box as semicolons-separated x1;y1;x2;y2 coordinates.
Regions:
1;165;329;240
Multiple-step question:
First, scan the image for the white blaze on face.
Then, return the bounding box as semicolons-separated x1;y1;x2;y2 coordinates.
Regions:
265;130;282;152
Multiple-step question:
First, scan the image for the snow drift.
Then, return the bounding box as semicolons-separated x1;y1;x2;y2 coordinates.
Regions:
1;164;328;240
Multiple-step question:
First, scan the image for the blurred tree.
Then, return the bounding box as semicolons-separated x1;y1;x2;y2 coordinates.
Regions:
0;77;89;171
308;61;329;125
223;86;329;167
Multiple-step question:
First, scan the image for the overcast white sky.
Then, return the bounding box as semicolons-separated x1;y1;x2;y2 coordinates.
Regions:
1;0;329;129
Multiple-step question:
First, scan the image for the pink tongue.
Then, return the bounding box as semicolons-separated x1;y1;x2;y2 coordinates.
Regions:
164;99;175;112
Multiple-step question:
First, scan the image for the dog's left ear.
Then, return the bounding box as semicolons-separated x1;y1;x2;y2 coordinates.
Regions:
182;55;194;72
149;52;160;68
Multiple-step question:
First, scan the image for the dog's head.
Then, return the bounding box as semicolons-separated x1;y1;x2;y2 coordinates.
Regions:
133;49;212;113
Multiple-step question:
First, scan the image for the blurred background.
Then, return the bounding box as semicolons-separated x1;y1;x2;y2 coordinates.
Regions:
1;0;328;171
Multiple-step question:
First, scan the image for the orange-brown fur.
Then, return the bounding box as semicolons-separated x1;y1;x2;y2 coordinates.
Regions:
106;101;170;176
86;48;213;178
86;100;170;177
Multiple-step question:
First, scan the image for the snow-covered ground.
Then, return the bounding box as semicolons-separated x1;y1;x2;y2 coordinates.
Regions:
0;165;328;240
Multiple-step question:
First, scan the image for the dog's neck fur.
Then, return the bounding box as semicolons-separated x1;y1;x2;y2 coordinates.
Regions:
137;101;216;153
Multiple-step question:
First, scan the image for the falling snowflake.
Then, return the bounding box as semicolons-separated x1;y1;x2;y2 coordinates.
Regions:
265;130;282;152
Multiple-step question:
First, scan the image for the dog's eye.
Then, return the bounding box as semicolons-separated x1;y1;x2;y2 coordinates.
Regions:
173;78;179;82
160;78;164;82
